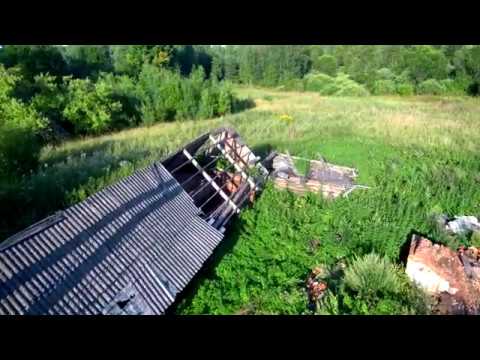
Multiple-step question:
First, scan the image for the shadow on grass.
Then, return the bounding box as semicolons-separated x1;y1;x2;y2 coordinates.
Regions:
232;97;256;114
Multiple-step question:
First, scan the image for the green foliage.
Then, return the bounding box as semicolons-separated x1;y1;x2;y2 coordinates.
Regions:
313;54;337;76
96;73;142;128
217;82;234;116
0;45;68;82
63;77;123;134
137;65;234;123
137;65;182;123
282;78;306;91
332;73;370;97
373;79;397;95
403;46;449;84
304;73;337;94
339;253;428;315
61;45;113;79
396;82;415;96
344;253;402;298
305;73;369;97
30;73;66;126
376;67;396;81
417;79;447;95
0;66;47;176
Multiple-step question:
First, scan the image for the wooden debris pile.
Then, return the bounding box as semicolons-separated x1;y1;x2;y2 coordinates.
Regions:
267;152;368;199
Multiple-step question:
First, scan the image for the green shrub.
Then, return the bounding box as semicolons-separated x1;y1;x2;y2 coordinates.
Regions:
30;74;66;121
313;54;337;76
198;86;219;119
137;65;182;124
340;253;429;315
396;82;415;96
344;253;402;297
373;80;397;95
176;67;205;120
439;78;468;95
334;73;369;97
63;77;124;135
304;72;369;97
217;82;234;116
282;78;306;91
417;79;447;95
0;103;47;177
97;73;142;128
376;68;396;81
304;73;336;94
0;65;48;176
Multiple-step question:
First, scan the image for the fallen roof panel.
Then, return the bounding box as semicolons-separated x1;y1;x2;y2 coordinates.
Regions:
0;161;223;315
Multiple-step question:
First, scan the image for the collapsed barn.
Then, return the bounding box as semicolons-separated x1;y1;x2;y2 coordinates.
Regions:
0;128;268;315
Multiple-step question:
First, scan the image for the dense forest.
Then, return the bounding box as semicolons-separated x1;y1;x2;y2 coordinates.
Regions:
211;45;480;96
1;44;479;191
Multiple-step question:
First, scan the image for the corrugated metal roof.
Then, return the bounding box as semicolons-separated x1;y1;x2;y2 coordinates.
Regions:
0;161;223;315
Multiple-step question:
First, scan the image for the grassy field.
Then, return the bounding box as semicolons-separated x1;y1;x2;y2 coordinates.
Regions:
3;86;480;314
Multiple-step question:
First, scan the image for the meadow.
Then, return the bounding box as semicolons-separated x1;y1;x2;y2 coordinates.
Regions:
3;86;480;314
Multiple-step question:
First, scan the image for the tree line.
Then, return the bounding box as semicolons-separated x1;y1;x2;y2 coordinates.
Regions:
209;45;480;96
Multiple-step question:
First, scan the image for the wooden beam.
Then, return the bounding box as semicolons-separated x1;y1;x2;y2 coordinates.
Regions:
209;135;256;190
183;149;239;213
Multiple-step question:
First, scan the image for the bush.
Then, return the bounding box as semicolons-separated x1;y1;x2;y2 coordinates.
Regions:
396;82;415;96
340;253;429;315
137;65;183;124
217;82;234;116
373;79;397;95
176;67;205;120
313;54;337;76
97;73;142;128
439;78;468;95
417;79;447;95
376;67;396;81
0;103;47;177
198;86;219;119
0;65;48;176
282;78;306;91
304;73;337;94
333;73;370;97
63;77;123;134
344;253;402;298
304;72;369;97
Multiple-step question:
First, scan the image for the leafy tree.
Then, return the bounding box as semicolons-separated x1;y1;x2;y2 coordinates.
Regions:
313;54;337;76
403;46;448;84
0;45;67;81
63;77;123;134
61;45;113;79
0;65;48;176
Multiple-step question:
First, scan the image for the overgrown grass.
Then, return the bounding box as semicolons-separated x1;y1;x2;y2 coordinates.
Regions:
2;86;480;314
